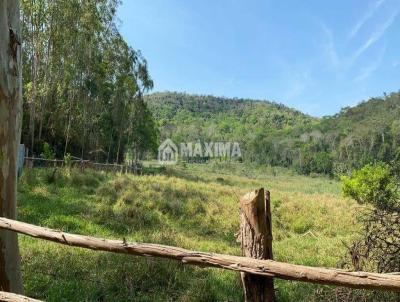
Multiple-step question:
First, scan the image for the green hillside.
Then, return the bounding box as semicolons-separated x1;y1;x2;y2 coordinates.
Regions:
145;92;316;141
145;91;400;175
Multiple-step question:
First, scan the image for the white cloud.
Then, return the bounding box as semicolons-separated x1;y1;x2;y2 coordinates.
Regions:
351;9;398;63
284;71;314;101
348;0;386;39
321;25;339;70
354;46;385;82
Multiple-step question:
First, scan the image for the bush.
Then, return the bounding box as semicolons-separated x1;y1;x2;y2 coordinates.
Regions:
340;162;400;273
341;163;399;211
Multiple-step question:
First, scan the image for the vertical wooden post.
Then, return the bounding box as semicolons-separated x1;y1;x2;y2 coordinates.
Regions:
240;188;274;302
0;0;24;293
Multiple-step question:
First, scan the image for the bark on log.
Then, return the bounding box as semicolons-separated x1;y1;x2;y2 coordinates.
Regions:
0;218;400;292
0;0;24;293
240;188;274;301
0;291;42;302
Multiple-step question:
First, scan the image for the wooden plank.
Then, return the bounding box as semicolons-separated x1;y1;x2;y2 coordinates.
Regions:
0;217;400;292
0;291;42;302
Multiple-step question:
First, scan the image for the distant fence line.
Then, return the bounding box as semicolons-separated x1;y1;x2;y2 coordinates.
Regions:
23;157;143;174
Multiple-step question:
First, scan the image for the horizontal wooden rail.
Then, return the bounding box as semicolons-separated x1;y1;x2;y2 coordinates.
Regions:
0;291;42;302
24;157;135;169
1;217;400;292
24;157;65;162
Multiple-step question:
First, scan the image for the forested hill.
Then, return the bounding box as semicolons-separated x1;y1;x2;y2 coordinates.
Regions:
312;92;400;173
145;91;400;175
145;91;316;140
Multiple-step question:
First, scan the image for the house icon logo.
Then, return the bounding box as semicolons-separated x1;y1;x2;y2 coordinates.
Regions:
158;139;178;165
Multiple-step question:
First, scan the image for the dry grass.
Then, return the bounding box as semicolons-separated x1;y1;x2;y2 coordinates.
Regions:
17;163;361;301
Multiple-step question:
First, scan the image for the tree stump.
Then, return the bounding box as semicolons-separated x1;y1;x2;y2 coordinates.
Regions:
240;188;274;302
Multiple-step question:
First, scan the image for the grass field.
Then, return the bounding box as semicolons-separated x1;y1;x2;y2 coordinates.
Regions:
17;162;362;301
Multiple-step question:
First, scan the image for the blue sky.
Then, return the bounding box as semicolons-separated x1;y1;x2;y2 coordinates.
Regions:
118;0;400;117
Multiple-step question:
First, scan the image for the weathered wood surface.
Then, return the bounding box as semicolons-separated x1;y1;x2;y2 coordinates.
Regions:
0;0;24;293
240;188;274;301
0;291;42;302
1;218;400;291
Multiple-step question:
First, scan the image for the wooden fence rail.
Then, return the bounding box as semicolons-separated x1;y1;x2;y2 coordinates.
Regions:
1;217;400;293
0;291;42;302
23;157;142;174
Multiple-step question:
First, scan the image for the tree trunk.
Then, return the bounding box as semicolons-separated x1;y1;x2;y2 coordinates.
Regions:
0;0;24;293
63;112;71;158
106;133;112;164
116;134;121;164
28;3;36;157
28;52;37;156
63;90;74;159
240;188;274;302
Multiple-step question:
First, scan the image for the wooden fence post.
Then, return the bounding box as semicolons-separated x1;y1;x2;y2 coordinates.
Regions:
240;188;274;302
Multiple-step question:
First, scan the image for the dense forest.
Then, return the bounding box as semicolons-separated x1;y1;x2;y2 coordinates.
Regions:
19;1;400;174
146;91;400;175
20;0;158;163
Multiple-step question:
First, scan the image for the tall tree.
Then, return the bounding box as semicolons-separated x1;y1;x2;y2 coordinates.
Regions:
20;0;156;164
0;0;24;293
129;97;158;164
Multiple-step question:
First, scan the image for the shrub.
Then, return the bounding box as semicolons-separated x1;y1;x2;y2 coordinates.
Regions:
341;163;399;211
340;162;400;273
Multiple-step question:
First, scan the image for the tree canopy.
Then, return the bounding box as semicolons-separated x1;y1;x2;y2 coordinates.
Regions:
21;0;158;163
146;91;400;175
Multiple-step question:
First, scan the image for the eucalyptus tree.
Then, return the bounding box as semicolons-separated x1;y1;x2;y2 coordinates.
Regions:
0;0;24;293
20;0;157;164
